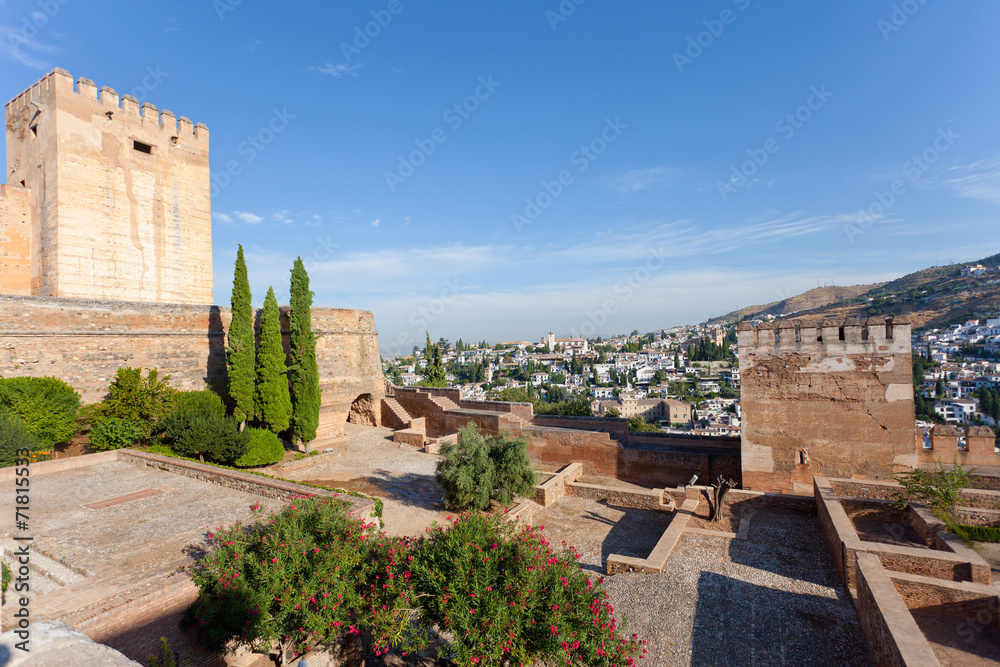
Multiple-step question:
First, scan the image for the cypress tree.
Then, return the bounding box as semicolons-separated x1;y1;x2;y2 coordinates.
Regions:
255;287;292;434
289;258;320;447
226;245;255;428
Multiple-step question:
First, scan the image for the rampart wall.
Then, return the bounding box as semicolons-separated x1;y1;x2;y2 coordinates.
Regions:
390;387;742;487
738;318;916;494
0;294;384;437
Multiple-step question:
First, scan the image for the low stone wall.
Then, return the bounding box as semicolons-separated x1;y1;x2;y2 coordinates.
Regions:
855;552;942;667
565;481;669;511
533;462;582;506
815;477;991;590
891;569;1000;616
606;498;698;575
830;478;1000;510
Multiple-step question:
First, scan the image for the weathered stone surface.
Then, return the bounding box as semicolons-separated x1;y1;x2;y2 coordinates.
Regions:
0;621;142;666
0;294;384;437
5;70;212;303
739;319;917;493
0;183;31;295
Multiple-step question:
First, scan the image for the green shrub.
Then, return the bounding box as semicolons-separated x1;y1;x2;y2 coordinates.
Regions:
487;430;537;507
143;636;191;667
88;416;146;451
0;376;80;446
2;562;10;604
893;457;972;519
99;368;176;438
435;424;536;511
166;413;247;464
0;412;43;467
411;513;646;666
234;428;285;468
171;390;225;420
953;524;1000;543
436;423;495;511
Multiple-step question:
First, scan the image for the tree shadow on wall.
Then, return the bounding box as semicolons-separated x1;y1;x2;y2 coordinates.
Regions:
205;306;231;406
689;571;871;667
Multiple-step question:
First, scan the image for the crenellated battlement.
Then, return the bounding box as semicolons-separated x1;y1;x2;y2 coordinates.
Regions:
5;68;207;141
737;316;911;354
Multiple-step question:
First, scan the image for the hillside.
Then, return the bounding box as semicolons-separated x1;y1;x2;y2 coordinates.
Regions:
716;252;1000;331
708;284;882;324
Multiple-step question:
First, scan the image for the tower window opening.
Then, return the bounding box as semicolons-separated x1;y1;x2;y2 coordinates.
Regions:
861;326;869;341
886;321;894;339
838;327;846;341
133;140;153;154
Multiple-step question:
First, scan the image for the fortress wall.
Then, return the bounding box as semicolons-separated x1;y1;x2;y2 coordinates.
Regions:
0;294;384;437
0;184;31;294
739;318;917;494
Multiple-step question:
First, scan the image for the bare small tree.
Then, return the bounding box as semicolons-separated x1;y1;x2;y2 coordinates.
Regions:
705;476;737;523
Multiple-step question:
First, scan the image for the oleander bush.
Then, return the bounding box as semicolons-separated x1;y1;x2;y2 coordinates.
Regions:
233;428;285;468
186;499;645;667
0;376;80;447
185;497;423;666
0;412;43;467
411;513;646;666
88;415;147;451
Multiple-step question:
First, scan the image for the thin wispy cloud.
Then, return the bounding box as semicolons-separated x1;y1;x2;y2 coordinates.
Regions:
939;159;1000;203
213;212;233;224
0;24;59;69
233;211;263;224
612;167;675;193
272;210;293;224
309;62;362;79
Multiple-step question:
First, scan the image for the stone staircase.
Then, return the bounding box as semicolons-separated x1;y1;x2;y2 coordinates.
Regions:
382;396;414;429
427;394;460;412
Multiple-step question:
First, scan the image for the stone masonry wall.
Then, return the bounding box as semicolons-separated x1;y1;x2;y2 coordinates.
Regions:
0;295;384;437
5;69;212;304
738;318;917;494
0;183;31;295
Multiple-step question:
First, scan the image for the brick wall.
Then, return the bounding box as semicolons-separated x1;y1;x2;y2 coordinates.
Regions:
855;552;941;667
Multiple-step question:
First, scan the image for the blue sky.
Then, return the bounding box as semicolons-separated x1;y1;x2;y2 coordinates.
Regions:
2;1;999;354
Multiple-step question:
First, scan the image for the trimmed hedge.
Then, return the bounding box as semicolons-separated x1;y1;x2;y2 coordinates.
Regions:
0;376;80;447
171;390;226;419
234;428;286;468
954;524;1000;543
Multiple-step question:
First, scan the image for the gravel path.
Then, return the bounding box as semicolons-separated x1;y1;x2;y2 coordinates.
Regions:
603;506;871;667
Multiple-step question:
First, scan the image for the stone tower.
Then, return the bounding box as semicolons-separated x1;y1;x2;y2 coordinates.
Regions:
3;69;212;304
737;317;917;494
